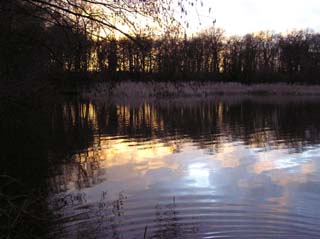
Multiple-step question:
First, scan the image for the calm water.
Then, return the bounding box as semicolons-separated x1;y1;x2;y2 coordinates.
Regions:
31;98;320;238
42;100;320;238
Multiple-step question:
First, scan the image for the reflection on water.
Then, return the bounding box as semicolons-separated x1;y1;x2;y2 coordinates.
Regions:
48;99;320;238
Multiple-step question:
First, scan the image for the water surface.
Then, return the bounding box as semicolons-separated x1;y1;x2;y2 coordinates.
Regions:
48;98;320;238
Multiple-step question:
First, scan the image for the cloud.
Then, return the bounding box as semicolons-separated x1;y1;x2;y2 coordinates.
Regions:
193;0;320;35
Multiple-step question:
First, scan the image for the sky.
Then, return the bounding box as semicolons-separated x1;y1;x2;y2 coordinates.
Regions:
184;0;320;35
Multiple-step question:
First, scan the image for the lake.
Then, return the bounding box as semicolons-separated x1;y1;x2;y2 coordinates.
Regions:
3;95;320;238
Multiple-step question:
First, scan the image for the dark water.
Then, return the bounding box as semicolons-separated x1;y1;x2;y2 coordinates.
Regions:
3;97;320;238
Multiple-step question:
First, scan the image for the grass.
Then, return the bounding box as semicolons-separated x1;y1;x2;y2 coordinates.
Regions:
81;81;320;105
0;175;51;239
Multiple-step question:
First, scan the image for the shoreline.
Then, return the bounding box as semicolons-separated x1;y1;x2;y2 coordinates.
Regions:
81;81;320;104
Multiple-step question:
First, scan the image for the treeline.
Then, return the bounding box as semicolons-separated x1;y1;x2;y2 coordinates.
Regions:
2;0;320;85
94;29;320;83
